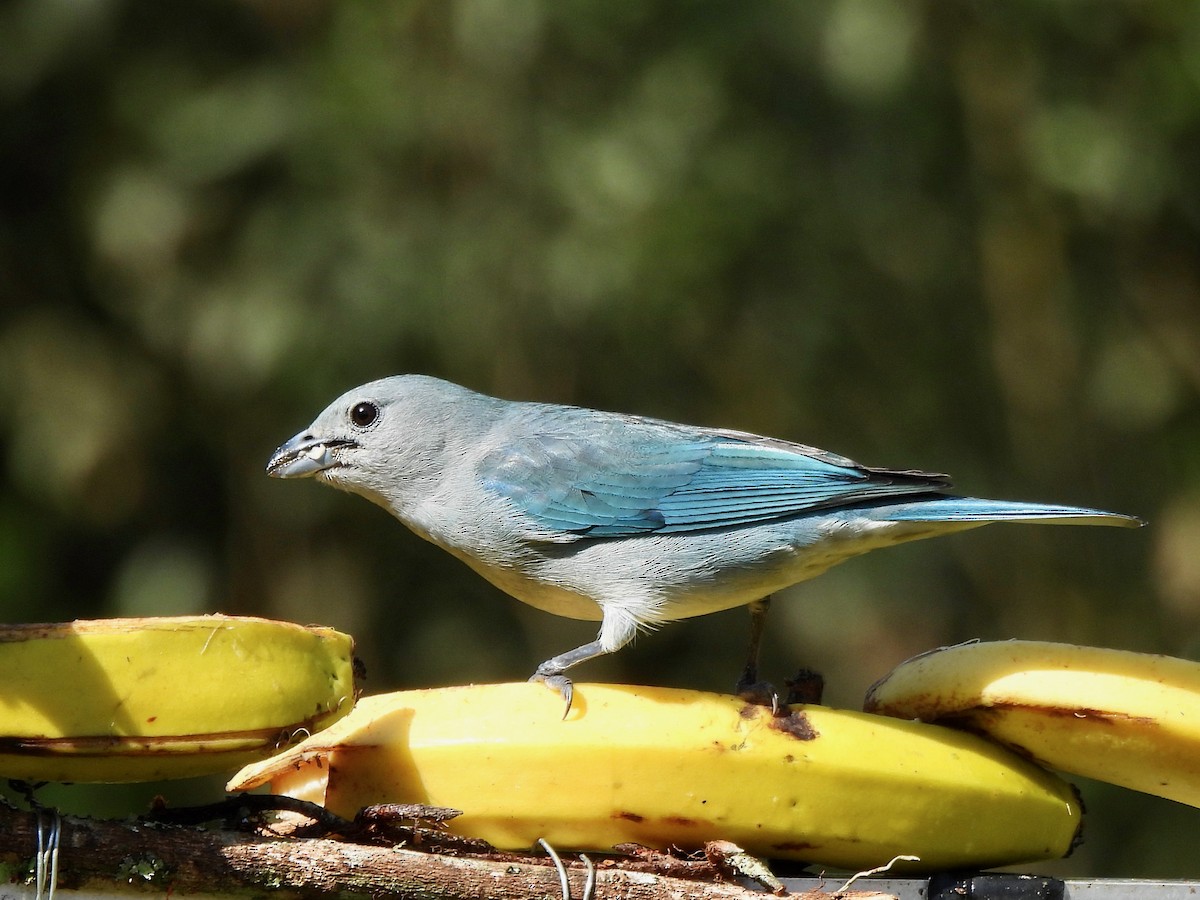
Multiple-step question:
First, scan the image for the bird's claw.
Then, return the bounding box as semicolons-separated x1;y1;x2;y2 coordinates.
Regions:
737;659;784;715
736;679;783;715
531;669;575;718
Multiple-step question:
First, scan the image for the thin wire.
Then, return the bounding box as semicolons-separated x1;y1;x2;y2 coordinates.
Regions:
34;809;45;900
538;838;571;900
836;854;919;893
579;854;595;900
34;809;60;900
48;812;60;900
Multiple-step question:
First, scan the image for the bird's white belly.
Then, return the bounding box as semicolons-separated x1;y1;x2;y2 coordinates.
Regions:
450;546;607;621
438;515;979;627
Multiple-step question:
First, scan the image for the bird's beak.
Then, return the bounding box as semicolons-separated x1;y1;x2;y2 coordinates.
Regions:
267;431;357;478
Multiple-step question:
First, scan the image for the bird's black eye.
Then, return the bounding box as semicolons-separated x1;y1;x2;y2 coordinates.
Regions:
350;401;379;429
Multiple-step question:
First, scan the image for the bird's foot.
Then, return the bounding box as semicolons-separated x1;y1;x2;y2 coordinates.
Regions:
783;668;825;706
737;680;783;714
735;665;783;715
530;668;574;718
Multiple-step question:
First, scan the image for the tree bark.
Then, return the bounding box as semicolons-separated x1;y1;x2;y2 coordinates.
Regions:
0;804;897;899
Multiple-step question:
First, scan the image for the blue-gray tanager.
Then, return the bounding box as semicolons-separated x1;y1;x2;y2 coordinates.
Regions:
268;375;1141;706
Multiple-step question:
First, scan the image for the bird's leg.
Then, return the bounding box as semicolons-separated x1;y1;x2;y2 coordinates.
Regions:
738;596;771;686
736;596;780;712
532;610;639;716
531;639;608;716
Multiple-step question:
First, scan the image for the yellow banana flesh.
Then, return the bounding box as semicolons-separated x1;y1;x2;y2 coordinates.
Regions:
0;615;356;783
230;682;1081;871
865;640;1200;808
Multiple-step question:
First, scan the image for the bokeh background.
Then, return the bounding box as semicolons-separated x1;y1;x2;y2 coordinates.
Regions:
3;0;1199;878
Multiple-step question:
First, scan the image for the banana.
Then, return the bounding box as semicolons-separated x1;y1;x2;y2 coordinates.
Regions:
864;640;1200;808
0;615;356;783
229;682;1081;872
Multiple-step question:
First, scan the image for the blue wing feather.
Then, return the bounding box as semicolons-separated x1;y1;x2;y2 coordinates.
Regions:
479;408;952;539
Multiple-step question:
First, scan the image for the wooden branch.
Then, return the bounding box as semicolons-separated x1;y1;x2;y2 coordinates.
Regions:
0;803;897;899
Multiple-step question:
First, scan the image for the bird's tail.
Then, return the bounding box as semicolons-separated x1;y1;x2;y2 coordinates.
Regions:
871;496;1143;528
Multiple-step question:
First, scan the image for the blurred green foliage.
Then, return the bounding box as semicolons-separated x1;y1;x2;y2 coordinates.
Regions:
2;0;1199;878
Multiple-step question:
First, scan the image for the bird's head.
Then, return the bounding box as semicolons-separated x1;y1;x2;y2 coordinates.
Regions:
267;375;492;511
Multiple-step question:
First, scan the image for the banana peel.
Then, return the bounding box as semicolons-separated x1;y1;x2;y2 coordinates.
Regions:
0;615;356;783
865;639;1200;808
230;682;1082;872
